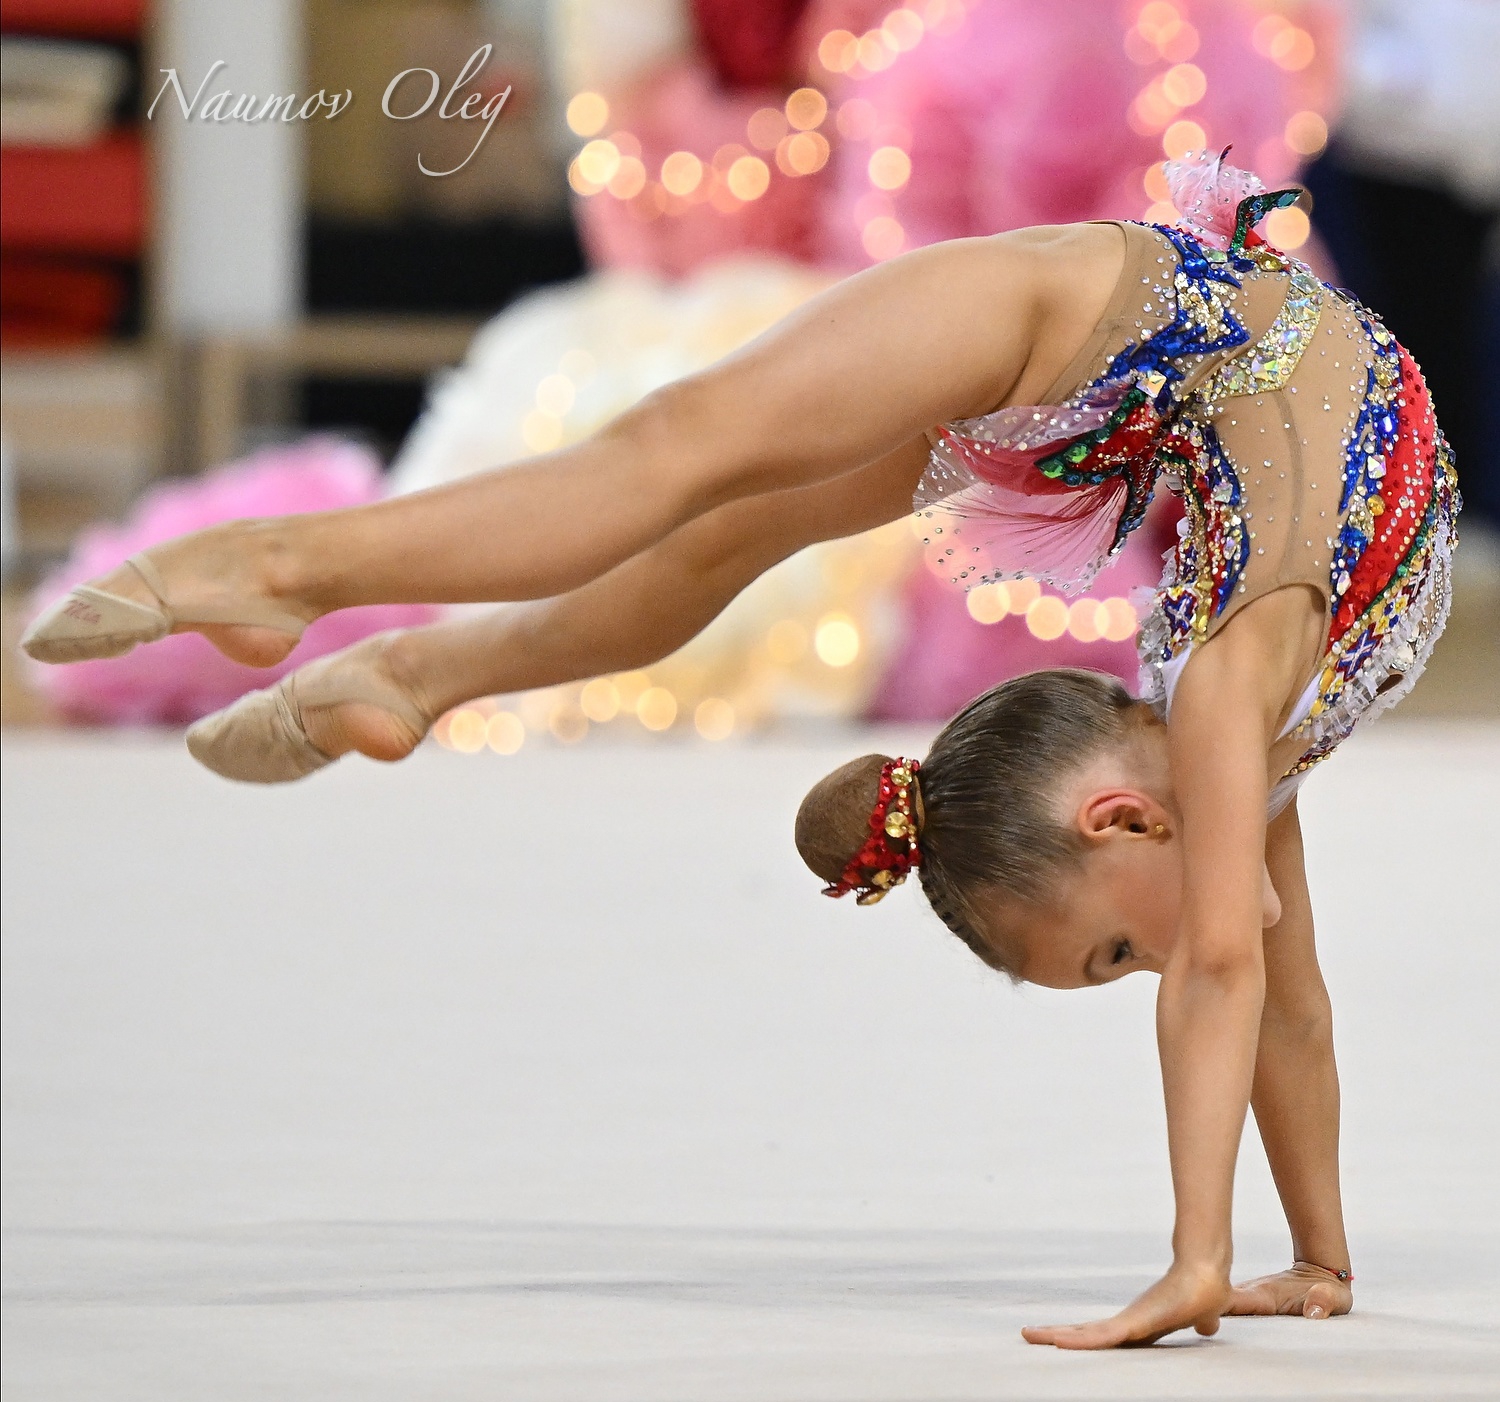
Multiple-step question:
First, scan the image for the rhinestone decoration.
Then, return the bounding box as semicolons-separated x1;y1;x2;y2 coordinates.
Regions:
914;195;1461;798
1203;266;1323;400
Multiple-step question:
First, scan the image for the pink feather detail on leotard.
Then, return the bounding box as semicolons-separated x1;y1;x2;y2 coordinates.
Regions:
914;387;1134;593
1162;148;1266;251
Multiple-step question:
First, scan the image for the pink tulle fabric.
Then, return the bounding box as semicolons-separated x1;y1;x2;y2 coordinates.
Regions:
1163;148;1266;250
24;438;440;726
917;387;1136;591
924;449;1129;589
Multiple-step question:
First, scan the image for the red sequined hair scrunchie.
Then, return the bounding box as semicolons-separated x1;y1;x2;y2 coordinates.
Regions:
822;758;923;906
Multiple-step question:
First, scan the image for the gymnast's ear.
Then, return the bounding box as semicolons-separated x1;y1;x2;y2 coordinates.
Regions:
1074;787;1170;843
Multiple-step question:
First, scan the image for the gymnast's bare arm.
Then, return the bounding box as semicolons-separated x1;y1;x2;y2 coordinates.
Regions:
1023;584;1329;1348
1226;798;1354;1320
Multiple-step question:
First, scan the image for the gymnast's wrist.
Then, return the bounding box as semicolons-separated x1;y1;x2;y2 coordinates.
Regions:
1290;1230;1352;1280
1293;1257;1354;1285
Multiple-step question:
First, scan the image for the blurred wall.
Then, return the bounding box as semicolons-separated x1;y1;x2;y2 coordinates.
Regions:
155;0;302;331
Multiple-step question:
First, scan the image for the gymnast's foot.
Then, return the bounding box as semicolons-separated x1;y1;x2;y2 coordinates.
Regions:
20;523;317;668
186;632;434;783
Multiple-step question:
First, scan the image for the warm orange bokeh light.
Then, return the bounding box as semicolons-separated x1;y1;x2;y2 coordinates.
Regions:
883;8;925;52
861;215;905;260
1285;110;1329;156
818;29;859;74
868;145;911;190
1163;119;1207;160
447;708;486;753
1066;599;1105;643
1102;598;1139;643
727;155;770;200
576;139;620;186
966;582;1011;624
1007;577;1041;611
660;150;702;196
856;30;897;72
778;131;830;176
1025;595;1069;641
637;687;678;731
565;91;608;136
1270;27;1315;71
1136;2;1181;46
485;711;524;754
1130;77;1179;135
747;106;789;151
814;614;861;666
579;678;620;723
785;87;828;131
1161;63;1206;109
607;156;646;200
1265;205;1311;250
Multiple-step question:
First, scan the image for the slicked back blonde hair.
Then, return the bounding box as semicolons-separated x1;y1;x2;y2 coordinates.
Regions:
795;669;1145;977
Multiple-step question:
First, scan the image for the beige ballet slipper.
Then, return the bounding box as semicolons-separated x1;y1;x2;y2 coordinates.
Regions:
21;552;306;664
185;661;430;784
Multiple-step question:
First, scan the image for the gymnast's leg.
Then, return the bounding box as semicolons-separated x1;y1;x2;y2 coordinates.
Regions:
26;225;1122;669
199;436;927;769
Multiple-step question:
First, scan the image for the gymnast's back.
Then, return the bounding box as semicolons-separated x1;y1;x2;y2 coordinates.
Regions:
917;154;1459;797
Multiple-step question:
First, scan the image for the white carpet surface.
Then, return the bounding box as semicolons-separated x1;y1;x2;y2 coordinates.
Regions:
3;724;1498;1399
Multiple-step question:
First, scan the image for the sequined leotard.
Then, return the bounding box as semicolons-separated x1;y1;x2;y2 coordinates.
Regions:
916;204;1460;815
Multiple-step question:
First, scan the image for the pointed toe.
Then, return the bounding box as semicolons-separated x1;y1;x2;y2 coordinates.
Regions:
22;551;307;667
186;683;333;784
21;586;170;663
184;649;429;785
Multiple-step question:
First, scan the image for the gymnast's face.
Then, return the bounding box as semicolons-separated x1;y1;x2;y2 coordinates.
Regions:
984;776;1283;989
977;750;1187;989
999;823;1185;990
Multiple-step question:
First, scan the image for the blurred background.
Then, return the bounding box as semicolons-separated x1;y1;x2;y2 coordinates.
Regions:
2;0;1496;743
4;13;1499;1393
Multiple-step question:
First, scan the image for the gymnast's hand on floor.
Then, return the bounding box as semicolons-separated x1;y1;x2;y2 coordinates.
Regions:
1021;1261;1231;1349
1224;1263;1352;1320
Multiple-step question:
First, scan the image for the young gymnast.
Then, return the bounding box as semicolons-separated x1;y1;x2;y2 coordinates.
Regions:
23;152;1458;1347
